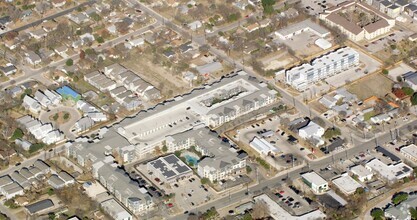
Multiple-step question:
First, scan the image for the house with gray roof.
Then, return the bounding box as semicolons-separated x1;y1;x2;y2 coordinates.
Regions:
22;95;41;113
48;174;65;189
34;90;51;108
385;195;417;220
0;64;17;76
402;71;417;90
25;199;54;215
25;51;41;66
2;182;24;199
101;199;132;220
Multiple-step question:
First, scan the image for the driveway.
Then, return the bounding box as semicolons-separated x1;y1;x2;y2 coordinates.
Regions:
39;106;81;140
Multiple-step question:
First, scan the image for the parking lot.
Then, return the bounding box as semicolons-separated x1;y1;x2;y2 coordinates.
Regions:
301;0;347;15
364;30;411;54
271;184;315;215
167;175;213;213
325;49;382;88
235;117;312;167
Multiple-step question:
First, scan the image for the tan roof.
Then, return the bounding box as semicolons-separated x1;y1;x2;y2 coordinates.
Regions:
326;13;363;35
364;19;389;33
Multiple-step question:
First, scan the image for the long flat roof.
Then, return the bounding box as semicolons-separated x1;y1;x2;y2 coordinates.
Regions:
148;154;192;180
301;172;327;186
332;175;362;194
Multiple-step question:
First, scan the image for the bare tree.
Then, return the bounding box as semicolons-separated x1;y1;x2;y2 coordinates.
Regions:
251;200;270;219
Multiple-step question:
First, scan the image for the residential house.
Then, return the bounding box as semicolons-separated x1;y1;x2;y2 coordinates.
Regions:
15;139;32;151
101;199;133;220
22;95;41;113
44;89;62;105
48;174;65;189
2;182;24;199
29;29;47;40
143;87;161;101
73;117;95;133
54;46;68;57
402;71;417;90
188;20;202;31
0;64;17;76
34;90;51;108
25;52;42;66
87;112;107;122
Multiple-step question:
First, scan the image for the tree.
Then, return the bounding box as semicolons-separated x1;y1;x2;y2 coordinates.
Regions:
370;208;384;220
252;200;270;219
382;69;389;75
11;128;23;140
162;145;168;152
411;93;417;105
96;36;104;44
201;178;210;185
262;0;276;15
63;113;70;120
246;166;252;174
410;207;417;220
53;113;59;121
392;193;408;205
66;59;73;66
403;87;414;96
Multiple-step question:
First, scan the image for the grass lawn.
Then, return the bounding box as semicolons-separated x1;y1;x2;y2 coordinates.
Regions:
363;111;375;121
347;73;393;100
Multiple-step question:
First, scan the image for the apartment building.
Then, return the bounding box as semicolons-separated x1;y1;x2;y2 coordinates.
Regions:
284;47;359;91
165;126;247;182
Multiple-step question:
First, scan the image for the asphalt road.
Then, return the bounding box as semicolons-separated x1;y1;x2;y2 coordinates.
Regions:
126;1;417;218
168;118;417;219
0;0;96;37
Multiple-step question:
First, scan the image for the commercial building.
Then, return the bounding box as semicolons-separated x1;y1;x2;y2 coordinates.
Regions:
284;47;360;91
253;194;326;220
365;158;412;183
400;144;417;162
350;165;373;182
275;19;330;40
319;1;395;42
332;174;362;195
147;154;193;183
301;171;329;194
249;137;281;156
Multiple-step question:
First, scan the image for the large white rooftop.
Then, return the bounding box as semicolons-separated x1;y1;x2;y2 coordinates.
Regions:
332;174;362;195
301;172;327;186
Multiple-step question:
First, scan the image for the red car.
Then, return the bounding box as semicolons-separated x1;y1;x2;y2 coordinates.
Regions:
167;203;174;208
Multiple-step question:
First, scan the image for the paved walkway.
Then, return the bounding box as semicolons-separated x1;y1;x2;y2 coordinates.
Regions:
39;106;81;140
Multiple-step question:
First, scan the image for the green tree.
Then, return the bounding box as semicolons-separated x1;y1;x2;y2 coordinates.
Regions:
11;128;24;140
201;177;210;185
246;166;252;174
370;208;384;220
53;113;59;121
411;93;417;105
48;212;56;220
392;193;408;205
382;69;389;75
63;113;70;120
162;145;168;152
403;87;414;96
47;188;54;196
96;36;104;43
262;0;276;14
410;207;417;220
65;59;73;66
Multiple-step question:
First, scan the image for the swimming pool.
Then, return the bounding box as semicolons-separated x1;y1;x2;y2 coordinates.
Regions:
185;154;199;166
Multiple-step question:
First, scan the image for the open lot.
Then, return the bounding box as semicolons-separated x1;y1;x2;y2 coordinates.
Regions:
261;51;298;71
122;53;190;99
325;49;382;88
347;73;393;101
